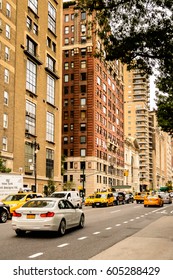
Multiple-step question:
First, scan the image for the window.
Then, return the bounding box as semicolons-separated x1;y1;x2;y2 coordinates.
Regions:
63;124;68;132
46;149;54;178
64;86;69;94
81;111;86;120
4;91;8;105
64;99;68;106
26;60;36;93
33;23;38;35
81;36;86;44
71;62;74;68
4;69;9;83
64;26;69;34
25;100;36;135
64;62;69;70
80;136;86;144
47;75;55;105
65;50;69;57
81;12;86;20
46;112;54;142
3;113;8;128
81;85;86;93
64;38;69;45
26;17;32;29
71;25;74;32
80;98;86;106
2;137;7;151
5;24;10;39
64;14;69;22
64;74;69;83
70;124;74;130
81;73;87;81
28;0;38;14
6;3;11;17
46;55;55;72
81;24;86;33
70;136;73;143
48;2;56;34
80;123;86;131
52;42;56;52
27;36;37;56
64;112;68;120
5;46;10;60
80;149;86;157
81;60;86;68
64;137;68;144
81;48;86;56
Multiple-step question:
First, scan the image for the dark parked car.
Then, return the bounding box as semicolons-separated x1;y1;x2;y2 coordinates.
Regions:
113;192;125;205
0;202;11;223
125;193;134;203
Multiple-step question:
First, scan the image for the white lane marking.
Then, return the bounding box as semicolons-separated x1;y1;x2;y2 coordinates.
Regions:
130;219;134;221
123;221;128;224
57;243;69;248
105;227;112;230
115;224;121;226
140;215;144;217
78;236;87;240
110;210;121;214
136;217;140;219
145;213;148;215
93;232;100;235
28;252;43;259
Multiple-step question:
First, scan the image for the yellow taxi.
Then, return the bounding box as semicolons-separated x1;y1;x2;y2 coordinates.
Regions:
144;194;164;207
84;194;95;206
2;192;43;214
134;192;150;204
92;191;114;207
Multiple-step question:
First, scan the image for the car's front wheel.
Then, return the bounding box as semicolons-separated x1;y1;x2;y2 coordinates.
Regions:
78;214;85;228
58;219;66;236
0;211;8;223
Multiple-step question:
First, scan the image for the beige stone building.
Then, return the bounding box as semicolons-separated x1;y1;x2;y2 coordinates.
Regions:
124;66;150;191
150;111;172;189
0;0;62;192
124;137;140;192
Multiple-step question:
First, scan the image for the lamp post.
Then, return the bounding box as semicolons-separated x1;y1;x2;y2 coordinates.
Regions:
31;140;40;191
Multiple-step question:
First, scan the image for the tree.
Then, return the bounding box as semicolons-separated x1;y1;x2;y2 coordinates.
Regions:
63;181;76;191
0;157;11;173
43;178;56;196
76;0;173;134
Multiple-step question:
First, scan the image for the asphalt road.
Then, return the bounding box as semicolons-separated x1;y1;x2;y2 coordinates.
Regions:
0;202;173;260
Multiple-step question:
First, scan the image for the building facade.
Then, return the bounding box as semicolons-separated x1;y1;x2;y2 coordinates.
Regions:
0;0;62;192
150;111;172;189
123;66;150;190
62;2;124;196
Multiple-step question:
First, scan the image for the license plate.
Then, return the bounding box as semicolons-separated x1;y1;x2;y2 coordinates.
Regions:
96;203;100;205
27;214;35;219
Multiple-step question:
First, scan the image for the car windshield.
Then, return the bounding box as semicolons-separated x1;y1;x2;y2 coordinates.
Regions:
95;194;107;198
51;193;66;198
147;195;158;199
3;194;26;201
22;200;56;208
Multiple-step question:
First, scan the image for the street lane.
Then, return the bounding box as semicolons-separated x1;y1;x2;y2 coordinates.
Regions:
0;203;173;260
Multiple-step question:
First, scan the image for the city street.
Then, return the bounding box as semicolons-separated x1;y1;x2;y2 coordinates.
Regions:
0;203;173;260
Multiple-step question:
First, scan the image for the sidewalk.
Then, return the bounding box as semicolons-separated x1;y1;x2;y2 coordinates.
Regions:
90;216;173;260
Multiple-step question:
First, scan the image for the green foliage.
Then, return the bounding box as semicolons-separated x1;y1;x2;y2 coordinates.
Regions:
77;0;173;134
63;181;76;191
0;158;11;173
61;154;67;176
43;178;56;196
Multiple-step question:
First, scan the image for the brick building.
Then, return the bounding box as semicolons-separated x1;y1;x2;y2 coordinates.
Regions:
62;2;124;196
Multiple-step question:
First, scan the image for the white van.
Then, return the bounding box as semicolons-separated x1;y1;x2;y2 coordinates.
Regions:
50;191;82;208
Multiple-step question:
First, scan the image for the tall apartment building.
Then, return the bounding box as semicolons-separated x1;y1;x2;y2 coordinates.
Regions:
124;66;150;191
62;2;124;196
0;0;62;192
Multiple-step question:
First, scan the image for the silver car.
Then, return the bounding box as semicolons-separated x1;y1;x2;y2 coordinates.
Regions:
159;193;172;204
12;197;85;236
